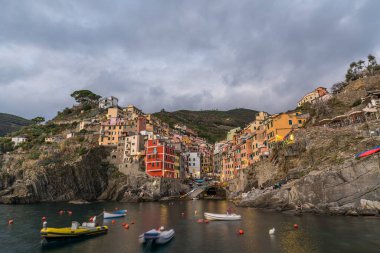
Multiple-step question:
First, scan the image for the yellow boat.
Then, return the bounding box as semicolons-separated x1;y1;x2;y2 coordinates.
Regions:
41;221;108;242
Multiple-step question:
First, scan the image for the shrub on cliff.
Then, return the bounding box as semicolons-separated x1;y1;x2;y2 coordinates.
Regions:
0;137;14;153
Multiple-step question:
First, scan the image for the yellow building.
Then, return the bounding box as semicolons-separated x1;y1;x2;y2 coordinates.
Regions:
99;118;127;146
246;111;269;132
106;107;123;119
265;111;307;148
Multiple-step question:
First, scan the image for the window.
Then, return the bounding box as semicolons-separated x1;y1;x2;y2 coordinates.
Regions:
298;120;302;124
289;120;293;125
193;163;195;166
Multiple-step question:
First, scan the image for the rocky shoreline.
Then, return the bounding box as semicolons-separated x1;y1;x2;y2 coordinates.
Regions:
0;147;189;204
230;155;380;217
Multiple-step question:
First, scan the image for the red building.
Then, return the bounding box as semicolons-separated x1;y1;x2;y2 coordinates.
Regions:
145;139;175;178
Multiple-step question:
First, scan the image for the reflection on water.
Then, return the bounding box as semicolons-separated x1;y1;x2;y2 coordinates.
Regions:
0;201;379;253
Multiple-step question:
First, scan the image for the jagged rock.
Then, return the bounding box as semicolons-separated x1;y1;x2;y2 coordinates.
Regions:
0;147;189;204
237;155;380;216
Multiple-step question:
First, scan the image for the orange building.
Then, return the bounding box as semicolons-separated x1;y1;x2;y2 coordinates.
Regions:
251;125;269;163
265;111;307;148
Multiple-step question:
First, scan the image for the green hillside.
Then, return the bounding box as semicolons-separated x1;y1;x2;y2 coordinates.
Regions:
153;108;258;143
0;113;32;136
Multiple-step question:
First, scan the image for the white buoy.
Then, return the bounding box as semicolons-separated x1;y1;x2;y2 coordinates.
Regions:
159;226;164;231
269;228;275;235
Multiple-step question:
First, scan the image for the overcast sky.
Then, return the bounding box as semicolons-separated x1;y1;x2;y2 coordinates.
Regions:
1;0;380;119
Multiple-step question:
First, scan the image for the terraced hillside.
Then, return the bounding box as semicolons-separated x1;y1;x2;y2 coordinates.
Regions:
153;108;258;143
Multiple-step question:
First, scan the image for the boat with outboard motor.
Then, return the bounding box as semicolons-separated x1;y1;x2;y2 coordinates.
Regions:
204;212;241;221
138;227;175;245
40;221;108;242
103;209;127;219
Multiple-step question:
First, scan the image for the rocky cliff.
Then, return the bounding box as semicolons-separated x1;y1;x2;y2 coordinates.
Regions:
231;119;380;216
238;155;380;216
0;143;188;204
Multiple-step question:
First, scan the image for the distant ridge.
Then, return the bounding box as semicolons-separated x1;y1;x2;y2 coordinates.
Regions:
153;108;258;143
0;113;31;136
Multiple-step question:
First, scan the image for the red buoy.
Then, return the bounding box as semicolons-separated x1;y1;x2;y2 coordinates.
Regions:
131;221;135;225
42;217;47;221
204;219;209;224
111;220;116;224
8;219;14;225
59;210;64;215
238;229;244;235
197;219;204;223
89;217;94;222
293;224;299;229
68;211;72;216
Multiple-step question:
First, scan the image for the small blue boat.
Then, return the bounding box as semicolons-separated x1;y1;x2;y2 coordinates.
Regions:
103;209;127;219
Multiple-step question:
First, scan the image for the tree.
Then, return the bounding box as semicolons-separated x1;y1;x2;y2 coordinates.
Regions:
367;54;378;75
31;116;45;124
70;90;101;105
331;81;347;94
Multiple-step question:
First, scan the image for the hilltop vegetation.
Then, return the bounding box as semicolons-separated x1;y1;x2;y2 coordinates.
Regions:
0;113;31;136
153;108;258;143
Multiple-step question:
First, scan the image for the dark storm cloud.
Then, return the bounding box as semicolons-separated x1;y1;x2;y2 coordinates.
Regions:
0;0;379;119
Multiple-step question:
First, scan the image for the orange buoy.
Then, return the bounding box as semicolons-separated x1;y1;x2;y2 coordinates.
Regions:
124;224;129;229
112;220;116;224
293;224;299;229
197;219;203;223
42;216;47;221
8;219;14;225
238;229;244;235
122;222;126;226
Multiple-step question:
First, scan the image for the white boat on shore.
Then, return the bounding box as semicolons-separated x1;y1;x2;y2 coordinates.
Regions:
138;228;175;245
204;212;241;221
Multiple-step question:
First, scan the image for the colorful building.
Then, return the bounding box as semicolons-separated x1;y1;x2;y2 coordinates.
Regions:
297;87;328;107
187;152;201;179
99;118;127;146
226;127;241;141
123;134;145;162
145;138;176;178
265;111;307;148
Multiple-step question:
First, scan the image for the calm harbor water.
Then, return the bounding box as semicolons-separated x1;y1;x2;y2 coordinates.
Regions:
1;200;379;253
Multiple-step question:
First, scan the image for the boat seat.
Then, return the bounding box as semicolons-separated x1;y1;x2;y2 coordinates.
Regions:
81;222;96;228
71;221;80;230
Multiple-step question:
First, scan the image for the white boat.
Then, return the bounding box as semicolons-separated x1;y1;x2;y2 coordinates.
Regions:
139;228;175;245
103;210;127;219
204;212;241;221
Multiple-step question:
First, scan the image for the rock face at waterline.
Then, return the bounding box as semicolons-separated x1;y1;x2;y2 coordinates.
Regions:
229;118;380;216
0;146;188;204
238;156;380;215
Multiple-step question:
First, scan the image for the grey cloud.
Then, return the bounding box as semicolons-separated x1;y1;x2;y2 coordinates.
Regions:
0;0;380;119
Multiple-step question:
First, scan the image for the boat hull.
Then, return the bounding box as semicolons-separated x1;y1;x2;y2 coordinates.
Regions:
204;212;241;221
104;210;127;219
41;226;108;242
139;229;175;245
